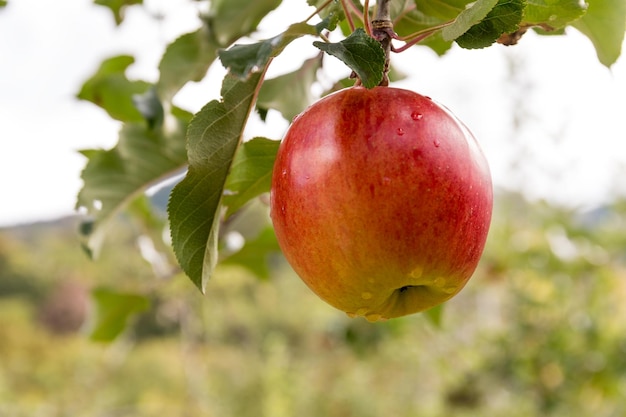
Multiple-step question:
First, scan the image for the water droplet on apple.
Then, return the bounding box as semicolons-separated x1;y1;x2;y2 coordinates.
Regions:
443;286;457;294
434;277;446;287
361;292;373;300
433;140;441;148
410;266;423;280
346;312;357;318
365;313;382;322
281;169;287;177
411;111;423;121
280;205;286;215
356;308;368;316
396;128;404;136
383;177;391;185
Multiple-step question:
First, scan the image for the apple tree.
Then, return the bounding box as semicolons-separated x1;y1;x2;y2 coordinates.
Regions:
76;0;625;332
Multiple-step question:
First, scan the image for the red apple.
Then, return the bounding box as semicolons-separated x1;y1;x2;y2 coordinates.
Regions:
270;86;492;321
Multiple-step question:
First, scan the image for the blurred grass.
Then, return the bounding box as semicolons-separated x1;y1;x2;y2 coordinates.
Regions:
0;192;625;416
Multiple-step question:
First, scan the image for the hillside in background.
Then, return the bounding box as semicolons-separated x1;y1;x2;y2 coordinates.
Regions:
1;191;625;416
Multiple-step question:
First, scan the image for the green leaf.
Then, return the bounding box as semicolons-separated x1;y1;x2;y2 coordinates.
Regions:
572;0;626;67
206;0;283;46
168;71;268;293
132;87;164;129
313;28;386;89
221;228;281;279
442;0;500;41
0;1;7;8
77;55;151;123
157;28;218;102
456;0;525;49
392;4;453;55
414;0;471;21
94;0;142;25
256;54;323;121
422;304;445;328
219;22;318;79
524;0;587;29
223;137;280;218
76;109;190;257
89;288;150;342
316;10;343;33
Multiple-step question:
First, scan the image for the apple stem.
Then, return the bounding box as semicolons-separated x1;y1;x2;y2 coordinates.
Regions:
372;0;395;86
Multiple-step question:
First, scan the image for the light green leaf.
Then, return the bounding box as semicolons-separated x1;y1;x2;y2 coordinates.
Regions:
168;72;268;292
221;228;281;279
89;288;150;342
157;28;218;102
219;22;318;79
414;0;471;21
313;28;386;89
442;0;500;41
206;0;283;46
392;3;453;55
423;304;445;328
257;55;323;121
456;0;525;49
94;0;142;25
223;137;280;218
76;109;190;257
572;0;626;67
525;0;587;29
77;55;151;123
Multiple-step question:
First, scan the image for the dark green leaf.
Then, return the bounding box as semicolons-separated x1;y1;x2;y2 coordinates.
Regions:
221;228;281;279
168;71;268;292
257;54;323;121
524;0;587;29
442;0;500;41
456;0;525;49
89;288;150;342
313;28;385;89
206;0;283;47
94;0;142;25
77;55;151;123
76;110;190;257
223;137;281;218
0;1;7;8
219;22;318;79
572;0;626;67
157;28;218;102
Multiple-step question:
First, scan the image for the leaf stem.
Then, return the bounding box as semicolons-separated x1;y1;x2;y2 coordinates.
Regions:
303;0;334;23
340;0;357;32
363;0;372;36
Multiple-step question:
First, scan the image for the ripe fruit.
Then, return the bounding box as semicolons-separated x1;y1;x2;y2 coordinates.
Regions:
270;86;492;321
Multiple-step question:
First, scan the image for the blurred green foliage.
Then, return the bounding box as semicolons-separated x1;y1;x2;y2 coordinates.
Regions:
0;192;625;417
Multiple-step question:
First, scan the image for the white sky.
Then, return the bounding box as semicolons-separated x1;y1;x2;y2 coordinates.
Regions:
1;0;625;227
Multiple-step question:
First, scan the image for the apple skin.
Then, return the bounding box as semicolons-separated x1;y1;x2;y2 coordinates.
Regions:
270;86;493;321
